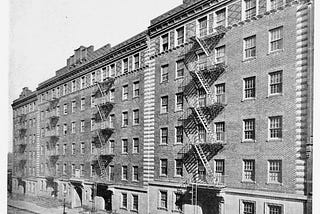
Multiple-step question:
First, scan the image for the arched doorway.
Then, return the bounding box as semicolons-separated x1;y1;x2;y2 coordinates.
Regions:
70;182;83;208
96;184;112;211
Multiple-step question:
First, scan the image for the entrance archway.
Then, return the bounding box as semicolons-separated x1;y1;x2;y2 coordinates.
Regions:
96;184;113;211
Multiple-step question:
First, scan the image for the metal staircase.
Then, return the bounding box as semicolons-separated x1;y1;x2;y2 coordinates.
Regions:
178;26;228;199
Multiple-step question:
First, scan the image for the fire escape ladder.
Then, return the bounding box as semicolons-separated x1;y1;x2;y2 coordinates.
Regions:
193;143;215;183
96;105;105;121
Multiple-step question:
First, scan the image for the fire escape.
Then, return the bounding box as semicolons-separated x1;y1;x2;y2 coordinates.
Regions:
91;78;115;180
17;114;27;178
177;26;227;208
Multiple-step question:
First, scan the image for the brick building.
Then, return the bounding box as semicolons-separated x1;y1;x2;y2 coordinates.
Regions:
11;0;313;213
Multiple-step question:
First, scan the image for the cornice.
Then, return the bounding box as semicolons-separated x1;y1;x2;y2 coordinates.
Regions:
12;93;37;108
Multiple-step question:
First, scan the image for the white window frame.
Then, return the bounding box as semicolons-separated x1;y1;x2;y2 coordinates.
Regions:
268;116;283;140
197;15;208;38
71;122;76;134
160;33;169;52
242;0;259;20
269;26;284;53
175;126;183;144
160;159;168;176
132;166;139;182
122;166;128;180
265;203;284;214
240;200;256;214
175;26;185;46
175;159;183;177
243;35;256;59
122;139;128;154
268;70;283;96
122;112;128;127
132;194;139;211
133;81;139;98
243;119;255;141
80;120;85;132
175;59;184;79
243;159;255;182
122;85;128;100
160;127;168;145
80;98;85;110
121;192;128;209
268;160;282;183
80;76;86;89
133;109;139;125
71;101;76;113
267;0;285;11
122;58;129;74
160;96;168;113
133;53;140;70
133;138;139;154
91;72;96;85
159;191;168;209
243;76;256;100
214;7;227;27
215;46;226;63
160;64;169;83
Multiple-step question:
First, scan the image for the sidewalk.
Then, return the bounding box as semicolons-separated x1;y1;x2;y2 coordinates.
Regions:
8;198;87;214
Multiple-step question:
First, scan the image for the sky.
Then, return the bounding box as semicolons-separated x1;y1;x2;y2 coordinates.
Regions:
8;0;182;152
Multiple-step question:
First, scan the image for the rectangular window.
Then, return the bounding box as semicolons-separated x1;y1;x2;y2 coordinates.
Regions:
122;166;128;180
160;159;168;176
80;142;85;154
243;201;255;214
198;16;208;37
269;71;282;95
56;106;60;116
160;191;168;209
176;27;185;46
63;84;68;95
122;85;128;100
72;143;75;155
244;0;256;19
133;109;139;125
175;93;183;111
216;83;226;104
110;89;115;102
268;204;282;214
161;96;168;113
80;164;84;176
215;122;225;141
101;67;107;81
91;95;95;108
110;114;115;128
269;0;284;10
91;72;96;85
243;160;255;182
176;60;184;78
269;116;282;139
133;81;139;97
63;124;67;135
122;112;128;127
244;77;256;99
110;64;115;77
215;160;225;183
122;139;128;154
269;160;282;183
121;193;128;209
109;140;115;154
63;104;68;114
80;98;85;110
62;164;66;175
71;80;76;92
216;8;226;27
175;126;183;144
161;64;169;83
71;122;76;134
174;192;182;211
123;58;129;73
270;27;283;52
90;164;95;177
133;53;140;70
244;36;256;58
63;144;66;155
160;128;168;145
161;34;169;51
81;76;86;89
71;101;76;113
71;164;75;176
91;118;95;131
109;165;114;181
132;166;139;181
244;119;255;140
133;138;139;153
132;195;139;211
215;46;225;63
175;159;183;176
80;120;85;132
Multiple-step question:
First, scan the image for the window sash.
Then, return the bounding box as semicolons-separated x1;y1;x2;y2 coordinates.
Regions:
133;82;140;97
269;205;281;214
270;116;282;138
245;0;256;19
270;71;282;94
161;66;169;82
122;112;128;126
122;166;128;180
161;97;168;113
122;86;128;100
243;202;255;214
122;140;128;153
244;119;255;140
270;0;283;10
216;9;226;26
244;77;255;98
160;192;167;208
161;128;168;144
133;110;139;124
160;160;168;175
216;46;225;63
176;93;183;111
270;27;283;51
199;17;208;37
176;126;183;144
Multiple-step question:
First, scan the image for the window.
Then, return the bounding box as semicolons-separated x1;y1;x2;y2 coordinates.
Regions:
269;116;282;139
215;160;225;183
176;60;184;78
80;98;85;110
56;125;60;135
161;96;168;113
215;122;225;141
132;195;139;211
176;27;185;46
121;193;128;209
90;164;95;177
63;124;67;135
101;67;107;81
133;138;139;153
72;143;75;155
109;165;114;181
159;191;168;209
161;64;169;83
268;160;282;183
71;101;76;113
175;93;183;111
160;159;168;176
110;64;115;77
122;139;128;154
270;27;283;52
63;104;68;114
160;128;168;145
91;118;95;131
123;58;129;73
71;122;76;134
215;46;225;63
91;95;95;108
55;163;59;174
110;114;115;128
133;81;139;97
63;84;68;95
91;142;94;154
122;112;128;127
244;77;256;99
63;164;66;175
71;164;75;176
244;0;256;19
110;89;115;102
198;16;208;37
215;8;226;27
175;159;183;176
161;34;169;51
269;71;282;95
81;76;86;89
122;166;128;180
80;164;84;176
80;120;85;132
216;83;225;104
198;88;206;107
174;192;182;211
243;160;255;182
91;72;96;85
175;126;183;144
244;36;256;58
133;53;140;70
109;140;115;154
243;119;255;141
56;106;60;116
71;80;76;92
268;204;282;214
269;0;284;10
63;144;66;155
242;201;255;214
122;85;128;100
132;166;139;181
133;109;139;125
80;142;85;154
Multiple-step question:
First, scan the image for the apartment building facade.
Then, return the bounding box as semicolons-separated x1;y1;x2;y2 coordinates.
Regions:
11;0;313;213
